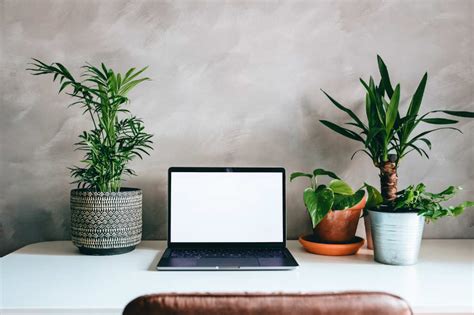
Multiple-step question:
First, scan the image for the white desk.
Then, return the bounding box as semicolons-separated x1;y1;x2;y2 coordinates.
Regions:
1;240;472;315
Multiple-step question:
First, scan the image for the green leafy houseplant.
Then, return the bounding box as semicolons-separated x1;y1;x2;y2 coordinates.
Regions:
28;59;153;192
320;55;474;203
28;59;153;255
394;184;473;222
290;168;365;227
367;181;474;265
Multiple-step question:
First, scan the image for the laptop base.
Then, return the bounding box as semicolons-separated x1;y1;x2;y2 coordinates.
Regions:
157;247;298;271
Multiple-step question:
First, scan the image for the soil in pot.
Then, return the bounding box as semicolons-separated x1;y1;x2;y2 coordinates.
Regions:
313;197;366;243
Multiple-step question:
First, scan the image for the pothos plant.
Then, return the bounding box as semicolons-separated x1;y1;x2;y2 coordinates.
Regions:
320;55;474;204
28;59;153;192
394;184;473;222
290;168;372;227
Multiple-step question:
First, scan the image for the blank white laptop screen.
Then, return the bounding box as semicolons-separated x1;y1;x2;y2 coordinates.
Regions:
170;172;284;243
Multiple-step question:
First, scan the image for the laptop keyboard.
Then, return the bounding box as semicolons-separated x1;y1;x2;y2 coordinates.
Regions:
170;248;287;259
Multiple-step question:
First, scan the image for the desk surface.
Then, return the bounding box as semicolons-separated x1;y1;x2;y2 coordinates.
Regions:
1;240;473;315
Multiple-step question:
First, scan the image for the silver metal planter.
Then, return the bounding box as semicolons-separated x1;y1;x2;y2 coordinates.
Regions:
70;188;142;255
368;210;424;265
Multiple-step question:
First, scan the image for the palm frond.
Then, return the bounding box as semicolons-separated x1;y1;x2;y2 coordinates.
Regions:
28;59;153;192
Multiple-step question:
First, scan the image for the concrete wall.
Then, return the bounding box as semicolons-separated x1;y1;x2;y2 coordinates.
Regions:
1;0;472;256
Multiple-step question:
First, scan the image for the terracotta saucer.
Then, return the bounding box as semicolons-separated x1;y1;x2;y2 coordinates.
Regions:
299;234;365;256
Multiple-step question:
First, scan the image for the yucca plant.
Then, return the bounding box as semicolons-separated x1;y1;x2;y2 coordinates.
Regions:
28;59;153;192
320;56;473;203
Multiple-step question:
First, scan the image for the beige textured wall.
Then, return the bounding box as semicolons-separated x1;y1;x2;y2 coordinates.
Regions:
1;0;473;256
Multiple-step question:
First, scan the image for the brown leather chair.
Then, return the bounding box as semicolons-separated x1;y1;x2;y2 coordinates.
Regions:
123;292;412;315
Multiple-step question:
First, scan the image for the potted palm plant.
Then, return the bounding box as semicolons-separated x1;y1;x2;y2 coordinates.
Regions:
290;168;369;256
320;56;473;264
28;60;153;255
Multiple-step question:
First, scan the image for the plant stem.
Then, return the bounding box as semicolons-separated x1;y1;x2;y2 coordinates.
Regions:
379;160;398;203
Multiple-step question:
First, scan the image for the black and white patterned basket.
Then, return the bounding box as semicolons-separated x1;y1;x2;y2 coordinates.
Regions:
70;188;142;255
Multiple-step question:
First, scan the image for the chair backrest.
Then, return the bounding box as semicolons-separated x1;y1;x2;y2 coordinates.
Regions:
123;292;412;315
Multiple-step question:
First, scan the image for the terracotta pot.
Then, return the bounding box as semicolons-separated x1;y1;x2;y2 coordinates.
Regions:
364;215;374;249
313;197;366;243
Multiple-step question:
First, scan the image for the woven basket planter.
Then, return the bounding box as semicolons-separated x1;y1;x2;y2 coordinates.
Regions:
70;188;142;255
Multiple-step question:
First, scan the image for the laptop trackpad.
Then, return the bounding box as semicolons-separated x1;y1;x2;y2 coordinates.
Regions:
197;258;259;267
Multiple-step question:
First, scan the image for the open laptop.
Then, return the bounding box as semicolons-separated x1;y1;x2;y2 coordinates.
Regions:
157;167;298;270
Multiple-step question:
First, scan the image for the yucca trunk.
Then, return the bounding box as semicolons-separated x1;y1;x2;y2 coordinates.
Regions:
379;159;398;202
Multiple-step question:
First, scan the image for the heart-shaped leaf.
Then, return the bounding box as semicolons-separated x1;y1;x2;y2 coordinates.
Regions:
290;172;313;182
364;183;383;209
312;168;340;180
329;179;353;195
333;190;365;210
303;187;334;228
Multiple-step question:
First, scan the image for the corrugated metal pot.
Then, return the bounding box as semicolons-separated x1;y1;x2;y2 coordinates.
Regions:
368;209;424;265
70;188;142;255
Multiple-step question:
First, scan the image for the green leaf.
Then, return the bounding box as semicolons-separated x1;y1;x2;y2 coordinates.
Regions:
329;179;353;195
320;120;365;142
122;66;149;85
55;62;74;81
394;185;417;210
101;63;109;77
119;77;150;95
364;183;383;209
27;59;153;192
290;172;313;182
377;55;394;98
321;89;367;132
406;72;428;120
370;77;386;123
406;143;429;158
333;190;365;210
417;138;432;150
84;64;108;81
451;201;474;216
427;186;458;200
304;187;334;228
397;184;472;222
361;78;385;125
436;110;474;118
399;73;428;147
313;168;340;180
408;127;462;146
422;118;459;125
385;84;400;133
350;149;374;161
58;81;71;93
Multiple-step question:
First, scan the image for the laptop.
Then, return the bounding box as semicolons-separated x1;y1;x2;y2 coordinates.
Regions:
157;167;299;270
